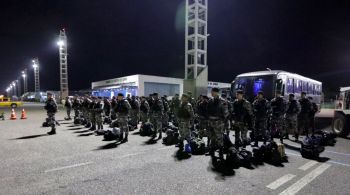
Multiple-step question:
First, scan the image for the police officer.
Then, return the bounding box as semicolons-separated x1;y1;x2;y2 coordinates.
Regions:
270;91;287;143
150;93;164;139
285;94;300;140
308;96;318;136
82;96;92;127
176;93;194;151
103;98;111;121
221;93;233;135
72;96;81;120
170;94;180;126
94;97;104;131
140;96;150;125
115;93;131;142
197;95;209;145
297;92;312;140
232;90;253;148
89;97;97;131
207;88;229;159
111;96;117;120
64;96;72;120
252;91;270;146
129;96;140;130
161;95;170;130
44;92;58;135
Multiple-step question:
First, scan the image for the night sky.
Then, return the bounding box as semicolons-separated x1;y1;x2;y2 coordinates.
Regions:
1;0;350;94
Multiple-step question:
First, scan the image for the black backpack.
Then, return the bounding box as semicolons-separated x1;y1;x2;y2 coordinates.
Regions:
264;141;282;164
226;147;240;168
103;117;112;125
252;144;267;161
189;137;206;155
103;129;120;141
315;130;336;146
140;122;154;136
301;136;325;159
237;148;252;166
162;129;179;145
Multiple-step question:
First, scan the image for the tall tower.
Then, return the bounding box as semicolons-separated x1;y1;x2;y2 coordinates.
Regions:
32;58;40;92
184;0;208;97
58;29;69;99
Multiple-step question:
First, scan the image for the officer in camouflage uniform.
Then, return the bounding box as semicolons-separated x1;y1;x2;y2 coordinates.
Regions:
89;97;97;131
270;91;287;143
115;93;131;142
207;88;229;159
45;92;58;135
176;94;195;151
103;98;111;119
170;94;180;126
129;96;140;130
64;96;72;120
94;97;104;131
82;96;92;127
232;90;253;148
140;96;150;125
197;95;209;142
285;94;300;140
150;93;164;139
221;93;233;135
297;92;312;141
252;91;270;146
72;96;81;120
308;96;318;136
161;96;170;130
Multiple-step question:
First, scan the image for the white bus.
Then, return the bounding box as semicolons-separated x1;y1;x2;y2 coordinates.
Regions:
231;70;322;105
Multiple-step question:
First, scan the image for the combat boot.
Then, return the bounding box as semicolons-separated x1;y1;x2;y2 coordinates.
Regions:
47;128;56;135
119;133;124;142
89;125;96;131
178;141;184;151
123;134;128;143
158;132;162;139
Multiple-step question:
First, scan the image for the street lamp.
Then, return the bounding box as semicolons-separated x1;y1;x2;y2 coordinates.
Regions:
22;69;28;94
57;40;64;47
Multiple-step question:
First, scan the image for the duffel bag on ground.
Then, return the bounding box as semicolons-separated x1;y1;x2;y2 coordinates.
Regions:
252;144;267;161
103;117;112;125
237;148;252;166
103;128;120;141
140;122;154;136
74;118;82;125
189;137;206;155
226;147;240;168
162;129;179;145
315;130;336;146
300;136;325;159
265;141;283;164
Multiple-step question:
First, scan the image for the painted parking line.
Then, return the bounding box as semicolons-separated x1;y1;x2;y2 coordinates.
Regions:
324;150;350;156
298;161;318;171
279;163;331;195
267;174;296;190
286;151;350;168
45;161;94;173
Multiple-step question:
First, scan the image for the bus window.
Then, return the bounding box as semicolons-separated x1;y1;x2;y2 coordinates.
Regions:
287;78;294;93
294;79;302;93
308;83;313;95
302;81;308;93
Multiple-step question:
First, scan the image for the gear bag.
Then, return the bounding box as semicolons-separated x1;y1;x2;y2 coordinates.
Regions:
162;129;179;145
189;137;206;155
301;136;325;159
140;122;154;136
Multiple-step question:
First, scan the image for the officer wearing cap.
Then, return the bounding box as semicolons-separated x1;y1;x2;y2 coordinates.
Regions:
176;93;194;151
285;93;300;140
196;95;210;146
129;95;140;130
270;90;287;143
140;96;150;125
232;89;253;148
44;92;58;135
88;96;97;131
115;93;131;142
170;94;181;126
150;92;164;139
207;88;229;159
64;96;72;120
252;91;270;146
94;97;104;132
161;95;170;130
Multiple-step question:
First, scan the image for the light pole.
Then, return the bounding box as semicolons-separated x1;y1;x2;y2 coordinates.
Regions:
15;79;21;97
32;58;40;93
22;69;28;94
12;82;17;97
57;28;69;99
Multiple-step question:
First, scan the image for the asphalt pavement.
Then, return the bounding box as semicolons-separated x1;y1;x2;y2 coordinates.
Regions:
0;103;350;195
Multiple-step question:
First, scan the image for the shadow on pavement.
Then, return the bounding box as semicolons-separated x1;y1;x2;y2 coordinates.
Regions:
284;143;301;152
132;131;140;135
12;133;49;140
68;127;84;130
74;130;91;134
78;133;94;137
143;138;158;145
208;159;235;181
95;142;122;150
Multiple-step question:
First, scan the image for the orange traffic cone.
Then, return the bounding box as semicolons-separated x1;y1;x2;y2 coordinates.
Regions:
21;109;27;119
10;109;17;120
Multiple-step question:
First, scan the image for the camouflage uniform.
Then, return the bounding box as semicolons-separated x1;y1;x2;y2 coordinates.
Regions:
162;97;170;129
177;101;194;149
44;97;58;134
285;98;300;137
207;96;229;152
170;95;180;126
270;96;287;142
140;99;150;124
252;97;270;144
196;98;209;139
150;96;164;138
82;98;92;127
232;98;253;146
115;98;131;141
297;97;312;138
129;97;140;129
89;99;97;130
72;98;81;119
64;98;72;120
94;99;104;130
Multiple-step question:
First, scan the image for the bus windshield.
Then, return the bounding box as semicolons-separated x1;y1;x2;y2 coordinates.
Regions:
233;75;275;101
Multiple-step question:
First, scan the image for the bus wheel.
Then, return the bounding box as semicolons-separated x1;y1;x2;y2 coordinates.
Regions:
10;103;17;108
332;113;349;137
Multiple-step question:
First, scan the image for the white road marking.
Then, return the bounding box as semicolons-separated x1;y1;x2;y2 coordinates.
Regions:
325;150;350;156
156;147;172;151
285;151;350;167
298;161;318;171
279;163;331;195
45;161;93;173
267;174;296;190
